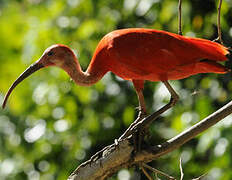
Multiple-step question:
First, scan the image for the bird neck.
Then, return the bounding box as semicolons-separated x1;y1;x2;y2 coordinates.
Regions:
71;69;100;86
65;56;106;86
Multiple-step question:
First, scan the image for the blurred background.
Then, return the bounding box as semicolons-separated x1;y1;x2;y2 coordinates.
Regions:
0;0;232;179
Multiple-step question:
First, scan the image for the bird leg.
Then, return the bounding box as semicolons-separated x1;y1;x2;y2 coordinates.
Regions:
136;81;179;151
136;90;147;118
118;81;179;179
142;80;179;130
132;80;148;152
132;80;147;119
119;81;179;141
118;80;147;152
134;90;147;152
163;81;179;106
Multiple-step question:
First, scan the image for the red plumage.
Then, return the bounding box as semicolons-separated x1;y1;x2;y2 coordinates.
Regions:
88;28;229;83
2;28;230;111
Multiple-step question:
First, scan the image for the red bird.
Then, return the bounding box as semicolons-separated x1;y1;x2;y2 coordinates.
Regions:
2;28;230;115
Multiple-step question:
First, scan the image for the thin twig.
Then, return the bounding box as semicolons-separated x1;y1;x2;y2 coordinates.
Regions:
142;163;175;180
178;0;182;35
155;173;159;180
192;173;208;180
217;0;223;44
179;158;184;180
141;165;153;180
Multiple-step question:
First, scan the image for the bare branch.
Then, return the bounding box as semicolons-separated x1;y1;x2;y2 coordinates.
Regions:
68;100;232;180
141;165;153;180
179;158;184;180
142;163;175;179
217;0;223;44
178;0;182;35
192;173;208;180
68;140;133;180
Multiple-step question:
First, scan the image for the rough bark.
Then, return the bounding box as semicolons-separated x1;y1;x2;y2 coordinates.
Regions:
68;100;232;180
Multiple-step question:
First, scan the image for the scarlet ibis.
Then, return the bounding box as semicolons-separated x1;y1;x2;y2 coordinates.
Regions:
2;28;230;115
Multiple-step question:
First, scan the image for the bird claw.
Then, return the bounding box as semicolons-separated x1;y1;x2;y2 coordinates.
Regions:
128;115;149;153
135;106;147;117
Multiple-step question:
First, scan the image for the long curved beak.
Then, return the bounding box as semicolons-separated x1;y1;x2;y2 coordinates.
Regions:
2;62;44;109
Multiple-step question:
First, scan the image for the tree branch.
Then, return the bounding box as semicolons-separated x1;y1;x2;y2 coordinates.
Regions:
178;0;182;35
217;0;223;44
68;100;232;180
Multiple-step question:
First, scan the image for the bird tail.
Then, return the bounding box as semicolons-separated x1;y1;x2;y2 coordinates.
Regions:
186;37;229;61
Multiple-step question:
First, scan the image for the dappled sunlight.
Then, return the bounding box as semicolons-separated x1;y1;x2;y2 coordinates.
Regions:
75;149;86;161
229;27;232;37
48;85;60;105
54;119;69;132
180;149;193;164
40;143;52;154
57;16;70;28
136;0;160;16
155;125;177;139
123;0;137;11
103;117;115;129
105;82;120;96
208;168;222;180
1;0;232;179
9;134;21;146
0;159;15;176
117;169;131;180
32;83;49;105
80;136;92;149
27;170;40;180
38;160;50;172
52;107;65;119
214;138;228;157
0;115;16;135
197;128;221;154
67;0;80;7
217;114;232;127
24;120;46;143
181;112;199;125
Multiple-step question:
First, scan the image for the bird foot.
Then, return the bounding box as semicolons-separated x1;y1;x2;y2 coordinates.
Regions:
118;107;152;154
132;126;148;153
135;107;147;119
138;110;147;120
131;112;149;153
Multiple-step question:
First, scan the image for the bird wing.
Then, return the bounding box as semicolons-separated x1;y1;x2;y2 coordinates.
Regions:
105;30;186;79
98;28;229;81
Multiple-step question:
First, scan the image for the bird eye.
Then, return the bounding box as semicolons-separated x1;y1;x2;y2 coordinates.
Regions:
47;51;54;56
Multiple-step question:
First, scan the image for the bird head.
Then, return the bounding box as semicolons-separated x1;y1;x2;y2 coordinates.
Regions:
2;44;77;109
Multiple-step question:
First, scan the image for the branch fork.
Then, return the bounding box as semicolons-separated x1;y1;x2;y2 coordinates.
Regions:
68;99;232;180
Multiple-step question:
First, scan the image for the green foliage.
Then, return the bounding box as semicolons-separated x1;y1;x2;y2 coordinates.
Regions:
0;0;232;179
